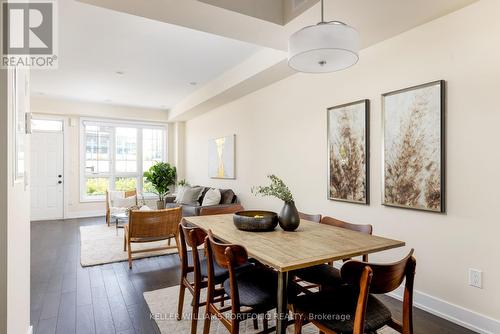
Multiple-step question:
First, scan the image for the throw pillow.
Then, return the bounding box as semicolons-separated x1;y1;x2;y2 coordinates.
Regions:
178;186;203;206
174;186;188;203
113;195;136;208
202;188;221;206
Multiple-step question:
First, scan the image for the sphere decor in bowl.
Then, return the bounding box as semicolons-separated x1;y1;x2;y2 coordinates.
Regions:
233;211;279;232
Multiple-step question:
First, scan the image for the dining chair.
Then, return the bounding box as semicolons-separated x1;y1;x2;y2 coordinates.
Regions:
203;230;277;334
177;220;230;334
124;206;181;269
293;250;416;334
293;216;373;288
298;211;322;223
199;204;244;216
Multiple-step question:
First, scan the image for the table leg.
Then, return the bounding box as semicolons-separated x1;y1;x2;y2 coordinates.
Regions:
115;218;119;235
276;271;289;334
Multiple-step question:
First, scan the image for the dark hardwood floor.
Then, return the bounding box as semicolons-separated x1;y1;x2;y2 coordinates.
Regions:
31;217;476;334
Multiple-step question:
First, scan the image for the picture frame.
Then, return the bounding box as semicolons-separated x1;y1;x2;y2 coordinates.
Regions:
208;134;236;179
382;80;445;213
327;99;370;204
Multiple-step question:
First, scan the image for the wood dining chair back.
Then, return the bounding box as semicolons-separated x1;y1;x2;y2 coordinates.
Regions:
293;216;374;293
293;250;416;334
340;249;416;333
199;204;244;216
298;212;322;223
204;230;277;334
124;207;181;268
321;216;373;261
205;230;248;315
177;220;226;334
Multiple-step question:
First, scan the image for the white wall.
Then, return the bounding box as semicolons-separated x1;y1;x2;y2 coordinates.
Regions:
31;97;179;218
0;68;31;333
185;0;500;330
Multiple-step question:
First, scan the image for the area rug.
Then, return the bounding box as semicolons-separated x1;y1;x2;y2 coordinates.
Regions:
144;285;396;334
80;224;179;267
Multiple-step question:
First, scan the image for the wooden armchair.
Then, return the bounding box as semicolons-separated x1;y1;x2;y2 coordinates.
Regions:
124;207;182;268
106;190;137;226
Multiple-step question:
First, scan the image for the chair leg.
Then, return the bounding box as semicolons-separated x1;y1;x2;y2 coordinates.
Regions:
168;237;172;246
263;315;269;332
127;239;132;269
191;286;200;334
203;308;212;334
177;282;186;321
253;318;259;329
294;313;304;334
231;320;239;334
123;233;127;251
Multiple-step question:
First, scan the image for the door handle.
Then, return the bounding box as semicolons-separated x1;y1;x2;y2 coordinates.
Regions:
58;181;62;184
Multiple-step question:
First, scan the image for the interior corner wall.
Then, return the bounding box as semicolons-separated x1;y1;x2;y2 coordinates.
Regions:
184;0;500;328
173;122;186;181
0;68;31;334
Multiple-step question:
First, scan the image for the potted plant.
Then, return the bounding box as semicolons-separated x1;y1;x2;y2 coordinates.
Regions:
177;179;189;187
252;175;300;231
143;162;177;209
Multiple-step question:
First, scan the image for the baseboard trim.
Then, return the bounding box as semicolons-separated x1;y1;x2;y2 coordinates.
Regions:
387;287;500;334
65;210;103;219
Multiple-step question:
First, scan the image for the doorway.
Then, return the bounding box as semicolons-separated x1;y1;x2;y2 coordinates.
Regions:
30;118;64;220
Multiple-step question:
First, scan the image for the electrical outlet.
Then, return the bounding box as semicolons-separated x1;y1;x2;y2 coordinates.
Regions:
468;268;482;288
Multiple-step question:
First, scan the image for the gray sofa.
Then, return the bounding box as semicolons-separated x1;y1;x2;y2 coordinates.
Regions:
166;187;240;217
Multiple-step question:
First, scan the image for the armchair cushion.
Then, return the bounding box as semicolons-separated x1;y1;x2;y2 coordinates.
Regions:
107;190;125;207
114;195;137;208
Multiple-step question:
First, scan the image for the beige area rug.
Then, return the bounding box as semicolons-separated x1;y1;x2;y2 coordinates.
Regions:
144;285;396;334
80;224;179;267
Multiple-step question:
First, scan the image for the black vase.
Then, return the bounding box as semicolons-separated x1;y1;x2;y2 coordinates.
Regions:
278;201;300;231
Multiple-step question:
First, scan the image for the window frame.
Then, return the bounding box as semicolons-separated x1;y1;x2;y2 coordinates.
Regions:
80;117;168;202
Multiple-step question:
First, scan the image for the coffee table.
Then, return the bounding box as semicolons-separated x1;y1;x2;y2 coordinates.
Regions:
110;212;128;235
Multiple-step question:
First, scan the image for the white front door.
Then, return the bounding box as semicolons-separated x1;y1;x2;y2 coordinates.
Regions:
31;131;64;220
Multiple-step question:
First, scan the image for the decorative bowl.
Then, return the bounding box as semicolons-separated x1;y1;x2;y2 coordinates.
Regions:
233;211;278;232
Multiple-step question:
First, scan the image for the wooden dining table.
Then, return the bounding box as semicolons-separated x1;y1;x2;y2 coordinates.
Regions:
184;214;405;334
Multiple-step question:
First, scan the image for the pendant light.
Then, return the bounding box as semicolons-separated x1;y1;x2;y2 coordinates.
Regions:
288;0;360;73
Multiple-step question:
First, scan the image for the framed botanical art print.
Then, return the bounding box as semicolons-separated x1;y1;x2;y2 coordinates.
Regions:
208;134;235;179
327;99;370;204
382;80;445;213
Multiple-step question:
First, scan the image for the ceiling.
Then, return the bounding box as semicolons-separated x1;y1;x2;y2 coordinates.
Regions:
34;0;478;117
30;0;260;110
